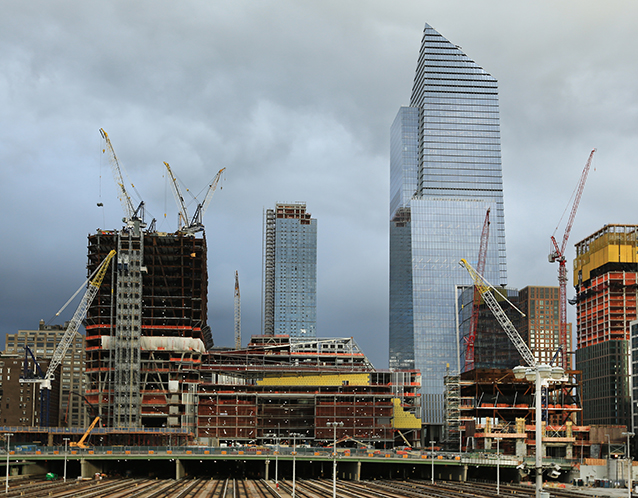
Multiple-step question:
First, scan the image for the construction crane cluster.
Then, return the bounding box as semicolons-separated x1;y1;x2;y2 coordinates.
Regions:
465;149;595;372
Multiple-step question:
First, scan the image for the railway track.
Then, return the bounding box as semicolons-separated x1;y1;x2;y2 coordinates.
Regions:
0;477;612;498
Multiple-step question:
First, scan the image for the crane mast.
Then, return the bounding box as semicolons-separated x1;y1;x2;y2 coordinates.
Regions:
234;271;241;350
465;208;490;372
460;259;535;368
549;149;596;369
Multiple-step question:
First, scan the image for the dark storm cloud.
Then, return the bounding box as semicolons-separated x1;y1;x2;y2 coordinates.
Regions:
1;1;637;369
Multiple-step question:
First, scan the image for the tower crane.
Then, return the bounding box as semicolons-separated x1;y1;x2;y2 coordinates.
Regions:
164;162;225;235
234;271;241;350
549;149;596;369
164;161;190;231
20;250;116;426
460;259;535;367
99;128;147;227
465;208;490;372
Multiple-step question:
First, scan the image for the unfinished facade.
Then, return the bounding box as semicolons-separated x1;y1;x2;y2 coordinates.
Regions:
84;225;210;430
197;336;422;448
573;224;637;427
451;368;586;459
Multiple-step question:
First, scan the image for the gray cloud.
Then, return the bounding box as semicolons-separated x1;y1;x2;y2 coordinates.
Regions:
1;1;637;369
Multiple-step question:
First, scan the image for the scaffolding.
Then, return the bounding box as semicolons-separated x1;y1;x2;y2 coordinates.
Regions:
444;369;460;447
113;224;143;428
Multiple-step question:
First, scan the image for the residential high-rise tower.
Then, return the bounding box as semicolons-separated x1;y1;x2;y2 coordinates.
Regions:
263;203;317;338
574;224;637;427
390;24;507;428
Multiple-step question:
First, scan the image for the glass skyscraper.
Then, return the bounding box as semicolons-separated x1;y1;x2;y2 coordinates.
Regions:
389;24;508;425
263;202;317;338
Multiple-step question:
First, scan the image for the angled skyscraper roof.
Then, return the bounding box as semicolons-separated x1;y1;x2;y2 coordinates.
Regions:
390;23;508;428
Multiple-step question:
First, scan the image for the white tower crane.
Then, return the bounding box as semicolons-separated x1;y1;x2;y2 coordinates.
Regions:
164;162;225;235
100;128;147;227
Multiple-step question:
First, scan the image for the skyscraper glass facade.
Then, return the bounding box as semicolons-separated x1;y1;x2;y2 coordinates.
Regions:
390;24;508;424
263;203;317;338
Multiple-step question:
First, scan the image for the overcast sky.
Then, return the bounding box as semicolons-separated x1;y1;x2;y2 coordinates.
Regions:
1;1;636;370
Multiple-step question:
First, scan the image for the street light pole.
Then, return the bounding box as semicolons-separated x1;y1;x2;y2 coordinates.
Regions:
514;364;563;498
291;433;299;498
327;421;343;498
496;437;502;495
5;433;13;494
430;440;436;484
623;431;634;498
63;438;70;482
535;369;542;498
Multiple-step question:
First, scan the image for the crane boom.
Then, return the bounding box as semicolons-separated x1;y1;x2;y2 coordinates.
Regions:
100;128;146;226
234;271;241;350
164;161;190;231
465;208;490;371
549;149;595;369
189;168;225;232
21;250;115;426
42;250;116;388
460;259;535;368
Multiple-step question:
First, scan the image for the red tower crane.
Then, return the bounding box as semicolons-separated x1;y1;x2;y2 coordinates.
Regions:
549;149;596;369
465;207;490;372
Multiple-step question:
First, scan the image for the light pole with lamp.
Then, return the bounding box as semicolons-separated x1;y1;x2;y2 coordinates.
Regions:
63;437;70;482
461;257;565;498
430;440;436;484
327;421;343;498
291;433;301;498
276;424;281;487
622;431;634;498
513;364;565;498
5;433;13;494
495;437;502;495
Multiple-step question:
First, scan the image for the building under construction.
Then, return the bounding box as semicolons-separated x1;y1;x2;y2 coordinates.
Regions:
84;224;211;431
197;336;422;448
445;368;587;460
574;224;638;427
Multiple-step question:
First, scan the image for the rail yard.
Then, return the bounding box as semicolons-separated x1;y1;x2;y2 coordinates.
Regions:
0;476;609;498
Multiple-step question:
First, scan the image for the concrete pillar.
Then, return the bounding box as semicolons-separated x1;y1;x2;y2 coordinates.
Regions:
516;439;527;459
566;443;573;459
23;462;47;476
80;459;101;479
462;465;468;482
175;459;185;480
485;438;492;451
356;461;361;481
264;460;269;481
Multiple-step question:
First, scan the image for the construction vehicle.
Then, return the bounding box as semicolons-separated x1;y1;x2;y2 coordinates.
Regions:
164;161;225;234
548;149;596;369
70;416;101;449
20;250;116;426
465;208;490;372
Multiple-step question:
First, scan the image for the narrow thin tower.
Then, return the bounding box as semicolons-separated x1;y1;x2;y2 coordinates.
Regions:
234;271;241;350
